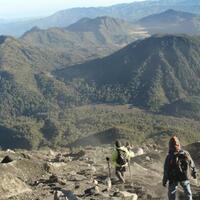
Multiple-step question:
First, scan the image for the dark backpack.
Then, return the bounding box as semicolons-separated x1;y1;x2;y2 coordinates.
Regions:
168;150;190;181
116;148;127;166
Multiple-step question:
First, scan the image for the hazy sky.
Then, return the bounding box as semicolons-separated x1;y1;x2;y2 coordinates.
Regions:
0;0;145;19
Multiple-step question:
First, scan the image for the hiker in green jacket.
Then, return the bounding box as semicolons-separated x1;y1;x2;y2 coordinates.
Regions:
112;140;134;183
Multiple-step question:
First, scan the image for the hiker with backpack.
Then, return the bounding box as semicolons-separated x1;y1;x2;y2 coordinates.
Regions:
112;140;134;183
162;136;197;200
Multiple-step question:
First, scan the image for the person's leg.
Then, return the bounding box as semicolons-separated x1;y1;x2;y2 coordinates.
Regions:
121;166;126;179
168;181;178;200
180;180;192;200
116;167;125;183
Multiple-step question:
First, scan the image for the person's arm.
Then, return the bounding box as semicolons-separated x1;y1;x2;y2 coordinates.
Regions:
128;150;135;159
186;151;197;179
121;146;134;160
163;155;169;187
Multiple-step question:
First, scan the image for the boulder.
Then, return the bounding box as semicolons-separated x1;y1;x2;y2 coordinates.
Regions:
54;190;68;200
84;185;101;197
135;148;144;156
0;159;46;182
145;156;151;161
118;191;138;200
54;190;79;200
0;174;31;199
65;150;86;161
49;149;56;157
44;162;68;173
1;155;13;163
49;174;59;183
21;153;31;159
67;174;87;181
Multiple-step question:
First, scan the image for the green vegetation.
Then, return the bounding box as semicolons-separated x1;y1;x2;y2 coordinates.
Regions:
56;34;200;112
1;34;200;149
2;104;200;150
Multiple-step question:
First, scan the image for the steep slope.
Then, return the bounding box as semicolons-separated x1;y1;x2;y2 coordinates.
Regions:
1;0;200;36
0;37;83;148
55;34;200;111
0;33;75;115
0;36;83;117
138;9;200;35
66;16;148;45
0;35;69;74
21;27;111;67
21;17;148;66
0;17;148;118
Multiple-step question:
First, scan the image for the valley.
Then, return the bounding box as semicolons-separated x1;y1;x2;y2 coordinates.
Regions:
0;1;200;199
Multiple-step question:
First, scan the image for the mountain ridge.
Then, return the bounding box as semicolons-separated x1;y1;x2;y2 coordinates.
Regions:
55;34;200;111
137;9;200;34
1;0;200;36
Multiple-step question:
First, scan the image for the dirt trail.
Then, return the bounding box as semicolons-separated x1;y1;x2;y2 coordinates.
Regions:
0;144;199;200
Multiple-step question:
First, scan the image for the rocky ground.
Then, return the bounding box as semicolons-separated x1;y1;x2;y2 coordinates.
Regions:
0;143;200;200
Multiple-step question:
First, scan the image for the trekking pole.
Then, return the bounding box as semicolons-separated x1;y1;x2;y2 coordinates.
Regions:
128;159;133;186
106;157;111;177
106;157;112;191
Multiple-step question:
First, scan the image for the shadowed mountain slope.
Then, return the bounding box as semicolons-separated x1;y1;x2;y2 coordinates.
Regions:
138;9;200;35
55;34;200;111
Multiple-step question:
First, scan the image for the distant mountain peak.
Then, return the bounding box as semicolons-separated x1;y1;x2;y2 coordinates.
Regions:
138;9;199;35
68;16;122;25
69;16;108;26
66;16;129;33
29;26;41;32
161;9;195;16
164;9;177;13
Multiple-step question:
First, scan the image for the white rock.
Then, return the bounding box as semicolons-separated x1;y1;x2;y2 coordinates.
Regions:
91;166;96;173
94;186;100;193
135;148;144;156
67;156;72;162
93;179;98;185
119;191;138;200
6;149;15;154
145;156;151;161
49;149;55;156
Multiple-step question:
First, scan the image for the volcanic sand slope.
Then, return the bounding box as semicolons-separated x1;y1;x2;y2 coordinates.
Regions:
0;143;200;199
